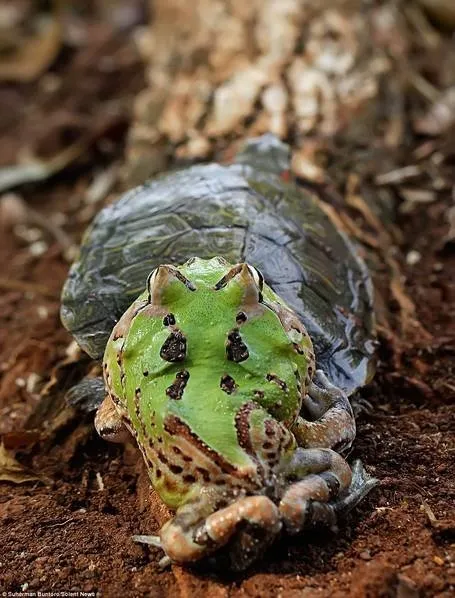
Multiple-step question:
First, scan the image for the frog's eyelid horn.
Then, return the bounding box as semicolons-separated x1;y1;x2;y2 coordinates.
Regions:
146;265;196;303
214;263;264;293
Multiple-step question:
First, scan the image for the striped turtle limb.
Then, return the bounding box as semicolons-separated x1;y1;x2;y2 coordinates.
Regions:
292;370;356;456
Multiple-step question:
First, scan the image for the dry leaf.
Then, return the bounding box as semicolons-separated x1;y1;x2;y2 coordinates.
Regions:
0;443;43;484
0;15;62;82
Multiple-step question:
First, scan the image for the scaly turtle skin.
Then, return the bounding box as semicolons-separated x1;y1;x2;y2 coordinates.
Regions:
61;135;377;570
61;135;375;396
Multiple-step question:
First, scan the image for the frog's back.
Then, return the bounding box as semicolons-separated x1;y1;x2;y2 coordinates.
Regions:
61;135;375;395
103;257;308;507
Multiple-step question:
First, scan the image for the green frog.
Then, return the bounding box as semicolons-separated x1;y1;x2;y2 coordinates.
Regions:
95;256;377;570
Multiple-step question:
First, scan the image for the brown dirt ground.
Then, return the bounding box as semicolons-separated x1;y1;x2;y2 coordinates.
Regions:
0;6;454;598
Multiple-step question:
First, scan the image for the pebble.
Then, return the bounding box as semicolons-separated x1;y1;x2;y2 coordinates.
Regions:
406;250;421;266
29;240;48;256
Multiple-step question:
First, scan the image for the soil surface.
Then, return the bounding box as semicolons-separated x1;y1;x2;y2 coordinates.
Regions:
0;3;454;597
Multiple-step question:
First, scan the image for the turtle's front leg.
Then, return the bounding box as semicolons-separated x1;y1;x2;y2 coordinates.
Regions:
292;369;356;455
279;447;377;534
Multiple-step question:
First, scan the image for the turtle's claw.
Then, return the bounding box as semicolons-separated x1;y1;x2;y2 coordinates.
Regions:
334;459;378;516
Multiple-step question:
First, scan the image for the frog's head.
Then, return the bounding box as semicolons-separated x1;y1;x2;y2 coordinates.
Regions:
146;256;265;315
141;257;314;415
104;256;314;432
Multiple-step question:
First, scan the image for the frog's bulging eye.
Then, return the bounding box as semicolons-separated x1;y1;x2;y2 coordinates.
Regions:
247;265;264;291
214;264;243;290
214;263;264;294
146;265;196;303
236;311;247;324
163;313;176;326
226;329;249;362
160;330;186;362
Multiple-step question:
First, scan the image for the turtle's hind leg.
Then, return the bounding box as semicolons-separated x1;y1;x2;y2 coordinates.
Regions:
292;369;356;456
333;459;378;516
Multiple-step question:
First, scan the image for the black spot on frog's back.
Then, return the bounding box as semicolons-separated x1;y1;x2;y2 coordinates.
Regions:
220;375;237;394
226;329;249;362
160;330;186;362
166;370;190;400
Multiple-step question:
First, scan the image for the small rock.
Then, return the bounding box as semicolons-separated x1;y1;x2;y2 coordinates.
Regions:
29;240;48;257
406;250;421;266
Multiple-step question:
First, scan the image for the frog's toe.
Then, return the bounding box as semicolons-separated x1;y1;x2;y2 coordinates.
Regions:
312;369;341;393
132;534;163;548
132;534;172;568
350;459;378;494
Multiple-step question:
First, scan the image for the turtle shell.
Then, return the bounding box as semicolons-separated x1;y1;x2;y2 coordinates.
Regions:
61;136;375;395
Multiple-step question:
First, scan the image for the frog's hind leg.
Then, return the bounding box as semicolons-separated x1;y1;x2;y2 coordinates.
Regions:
292;369;356;455
279;447;376;534
139;492;281;569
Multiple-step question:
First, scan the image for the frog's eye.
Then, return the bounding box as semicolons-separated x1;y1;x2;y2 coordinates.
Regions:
146;268;159;293
147;265;196;304
246;265;264;292
214;263;264;293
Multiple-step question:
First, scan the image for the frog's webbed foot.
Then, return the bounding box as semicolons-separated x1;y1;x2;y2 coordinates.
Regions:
147;494;281;570
293;369;356;455
133;458;377;570
94;394;130;443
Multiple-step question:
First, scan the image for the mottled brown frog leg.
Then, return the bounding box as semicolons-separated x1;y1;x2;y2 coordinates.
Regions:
292;369;356;455
94;395;131;443
134;490;281;569
279;447;377;534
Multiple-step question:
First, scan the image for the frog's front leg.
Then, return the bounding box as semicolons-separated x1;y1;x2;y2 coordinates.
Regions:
94;394;131;443
292;369;356;455
279;447;377;534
